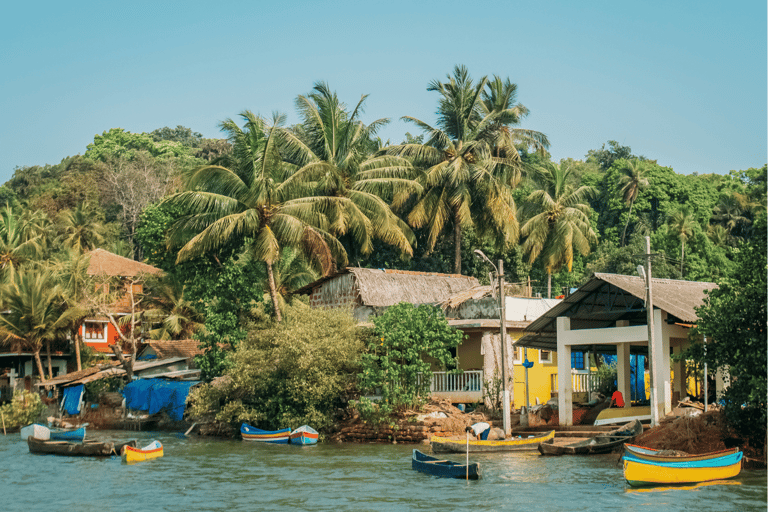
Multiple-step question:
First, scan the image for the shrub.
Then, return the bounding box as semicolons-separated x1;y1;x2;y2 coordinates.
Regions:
0;390;46;429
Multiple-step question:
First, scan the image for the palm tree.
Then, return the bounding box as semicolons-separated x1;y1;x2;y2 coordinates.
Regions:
383;66;549;273
618;159;650;246
52;249;93;371
165;111;346;322
667;207;697;277
520;162;597;297
711;193;751;242
707;224;728;247
0;205;43;273
141;274;204;340
280;82;418;263
58;202;105;251
0;267;85;380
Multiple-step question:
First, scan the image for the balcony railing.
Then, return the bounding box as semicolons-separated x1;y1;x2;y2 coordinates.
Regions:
417;370;484;403
550;372;600;394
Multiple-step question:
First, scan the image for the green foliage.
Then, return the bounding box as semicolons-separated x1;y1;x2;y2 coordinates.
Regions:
358;303;464;415
684;213;767;446
150;126;203;147
83;376;123;402
0;390;45;429
594;361;618;396
188;306;363;433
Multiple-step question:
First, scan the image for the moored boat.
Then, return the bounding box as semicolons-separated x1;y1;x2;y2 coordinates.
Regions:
240;423;291;443
412;449;481;480
431;430;555;453
538;420;643;456
20;424;50;441
49;426;86;442
290;425;318;445
623;450;743;487
122;440;163;463
593;406;651;426
28;437;136;456
624;444;740;463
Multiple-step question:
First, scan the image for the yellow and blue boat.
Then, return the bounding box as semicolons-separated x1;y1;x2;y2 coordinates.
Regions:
624;444;739;463
121;440;163;463
431;430;555;453
623;449;742;487
240;424;291;443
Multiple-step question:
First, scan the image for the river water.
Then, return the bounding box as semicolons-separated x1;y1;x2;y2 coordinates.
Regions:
2;431;765;511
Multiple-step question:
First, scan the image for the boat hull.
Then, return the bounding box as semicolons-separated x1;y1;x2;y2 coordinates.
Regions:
539;420;643;456
412;449;481;480
122;441;163;463
624;444;739;463
20;424;50;441
593;406;651;426
431;430;555;453
28;437;136;457
49;426;86;442
240;424;291;443
290;425;318;445
623;451;743;487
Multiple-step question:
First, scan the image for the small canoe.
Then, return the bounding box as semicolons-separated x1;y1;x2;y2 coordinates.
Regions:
624;444;740;463
49;426;86;442
20;424;50;441
28;437;136;456
431;430;555;453
538;420;643;456
593;406;651;426
623;450;743;487
240;424;291;444
290;425;318;445
122;440;163;463
412;449;481;480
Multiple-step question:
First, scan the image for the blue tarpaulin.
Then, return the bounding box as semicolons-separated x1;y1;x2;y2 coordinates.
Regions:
62;385;84;415
122;378;199;421
601;354;646;402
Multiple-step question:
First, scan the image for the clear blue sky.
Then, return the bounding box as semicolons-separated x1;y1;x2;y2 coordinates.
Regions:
2;1;765;184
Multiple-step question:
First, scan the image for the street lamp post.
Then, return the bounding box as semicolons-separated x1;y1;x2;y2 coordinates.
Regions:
474;250;511;437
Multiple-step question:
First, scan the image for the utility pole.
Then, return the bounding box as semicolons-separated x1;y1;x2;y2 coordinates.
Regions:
499;260;510;437
644;236;659;428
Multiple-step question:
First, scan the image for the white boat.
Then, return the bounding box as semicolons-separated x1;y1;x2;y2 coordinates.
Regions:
593;406;651;426
20;424;50;441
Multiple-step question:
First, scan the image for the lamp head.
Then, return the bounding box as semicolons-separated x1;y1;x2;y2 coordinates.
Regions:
637;265;646;280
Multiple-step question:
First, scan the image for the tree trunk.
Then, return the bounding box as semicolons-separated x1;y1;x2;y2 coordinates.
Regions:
110;343;133;381
34;349;46;383
74;331;82;372
453;210;462;275
46;340;53;379
621;200;635;247
547;271;552;298
266;262;282;322
680;240;685;277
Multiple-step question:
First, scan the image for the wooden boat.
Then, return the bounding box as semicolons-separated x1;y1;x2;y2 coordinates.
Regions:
593;406;651;426
240;423;291;443
623;450;743;487
49;426;86;442
412;449;481;480
538;420;643;456
20;423;50;441
290;425;318;445
28;437;136;456
431;430;555;453
122;440;164;463
624;444;740;463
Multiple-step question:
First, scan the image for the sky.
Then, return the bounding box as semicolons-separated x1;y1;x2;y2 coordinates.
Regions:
1;1;766;185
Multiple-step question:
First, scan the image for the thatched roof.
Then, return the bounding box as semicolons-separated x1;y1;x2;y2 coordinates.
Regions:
348;268;479;307
87;248;162;277
438;285;493;310
144;340;202;360
516;273;718;350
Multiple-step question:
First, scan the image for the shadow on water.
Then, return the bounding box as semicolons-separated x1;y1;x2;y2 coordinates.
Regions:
2;432;766;512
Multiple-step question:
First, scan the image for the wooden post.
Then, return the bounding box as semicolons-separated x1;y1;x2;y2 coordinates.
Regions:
1;410;5;435
466;430;469;480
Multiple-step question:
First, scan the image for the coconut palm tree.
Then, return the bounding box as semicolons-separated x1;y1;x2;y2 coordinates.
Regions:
383;66;549;274
141;274;204;340
58;202;105;252
520;162;597;297
618;159;650;246
279;82;418;263
0;267;85;381
165;111;346;322
0;205;43;273
667;207;697;277
51;249;92;371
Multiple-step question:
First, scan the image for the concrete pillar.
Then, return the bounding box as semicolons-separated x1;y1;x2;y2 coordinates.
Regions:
672;344;686;403
556;317;572;426
653;309;670;419
616;339;631;409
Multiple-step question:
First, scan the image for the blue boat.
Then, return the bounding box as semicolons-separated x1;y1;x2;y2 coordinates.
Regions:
240;424;290;443
49;426;86;442
412;449;481;480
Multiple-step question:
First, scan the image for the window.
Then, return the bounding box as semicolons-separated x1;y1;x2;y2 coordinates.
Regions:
571;351;585;370
539;349;552;364
513;347;523;364
83;322;106;340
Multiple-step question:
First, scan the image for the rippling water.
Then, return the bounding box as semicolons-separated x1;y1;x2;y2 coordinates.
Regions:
2;431;765;511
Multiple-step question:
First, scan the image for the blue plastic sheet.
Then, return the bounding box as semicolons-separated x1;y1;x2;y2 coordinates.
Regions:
122;378;199;421
62;385;83;415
